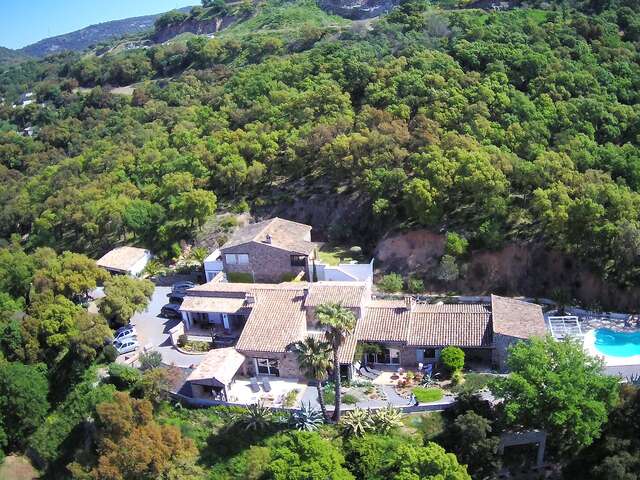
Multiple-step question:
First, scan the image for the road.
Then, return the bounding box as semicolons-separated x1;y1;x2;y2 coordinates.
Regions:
130;286;205;368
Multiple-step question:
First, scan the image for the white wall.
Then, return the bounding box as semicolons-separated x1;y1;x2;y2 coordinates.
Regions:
315;259;373;284
129;251;152;277
204;249;224;281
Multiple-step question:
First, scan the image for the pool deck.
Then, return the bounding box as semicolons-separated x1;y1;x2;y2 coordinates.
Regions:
574;312;640;376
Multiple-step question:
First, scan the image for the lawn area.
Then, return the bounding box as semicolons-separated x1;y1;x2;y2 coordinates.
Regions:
412;387;444;403
316;244;364;266
449;372;494;394
0;455;39;480
401;412;444;441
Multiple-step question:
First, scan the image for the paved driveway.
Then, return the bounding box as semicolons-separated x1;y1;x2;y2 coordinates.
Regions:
130;286;205;368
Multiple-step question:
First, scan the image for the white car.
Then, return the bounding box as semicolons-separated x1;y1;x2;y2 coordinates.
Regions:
113;326;137;342
113;338;139;355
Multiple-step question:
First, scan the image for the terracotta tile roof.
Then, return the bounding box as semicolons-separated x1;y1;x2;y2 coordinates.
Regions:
235;288;307;354
221;217;315;254
307;331;358;364
357;303;411;343
180;296;247;314
96;246;149;272
407;311;492;347
304;282;369;308
187;348;245;387
491;295;547;339
358;300;492;348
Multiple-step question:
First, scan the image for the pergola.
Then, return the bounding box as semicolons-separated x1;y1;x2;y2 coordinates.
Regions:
187;348;245;402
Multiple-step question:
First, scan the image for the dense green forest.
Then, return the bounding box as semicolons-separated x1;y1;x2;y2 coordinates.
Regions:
2;0;640;478
2;0;640;289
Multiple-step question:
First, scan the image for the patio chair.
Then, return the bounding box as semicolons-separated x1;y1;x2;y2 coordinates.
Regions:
262;376;272;393
250;377;260;393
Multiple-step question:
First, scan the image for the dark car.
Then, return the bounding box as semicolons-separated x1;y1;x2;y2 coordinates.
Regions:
160;303;182;319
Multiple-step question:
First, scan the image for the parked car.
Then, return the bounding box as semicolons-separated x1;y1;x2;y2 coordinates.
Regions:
113;326;137;342
168;295;184;304
113;338;139;355
172;281;195;293
161;303;182;318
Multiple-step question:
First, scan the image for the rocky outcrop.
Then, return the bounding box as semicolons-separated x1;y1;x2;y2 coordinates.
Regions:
152;15;238;43
317;0;402;19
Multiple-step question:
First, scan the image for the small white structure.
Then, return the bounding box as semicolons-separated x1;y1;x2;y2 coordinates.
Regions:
548;316;582;340
313;258;374;284
96;246;152;277
203;249;224;281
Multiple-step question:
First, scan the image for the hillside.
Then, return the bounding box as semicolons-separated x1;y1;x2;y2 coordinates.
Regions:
16;6;194;58
0;46;30;67
1;0;640;308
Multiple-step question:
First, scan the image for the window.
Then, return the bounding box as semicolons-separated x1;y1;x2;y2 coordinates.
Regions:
423;348;437;359
290;255;307;267
256;358;280;376
225;253;249;265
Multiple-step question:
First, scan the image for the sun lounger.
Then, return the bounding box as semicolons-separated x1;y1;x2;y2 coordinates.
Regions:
250;377;260;393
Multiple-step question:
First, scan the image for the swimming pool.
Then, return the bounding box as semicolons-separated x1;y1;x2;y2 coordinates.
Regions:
593;329;640;358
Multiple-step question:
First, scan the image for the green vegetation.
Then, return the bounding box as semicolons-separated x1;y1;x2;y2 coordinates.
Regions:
99;275;154;327
412;387;444;403
449;372;492;394
378;273;404;293
0;0;640;476
440;346;465;374
316;303;357;421
226;272;255;283
491;336;619;456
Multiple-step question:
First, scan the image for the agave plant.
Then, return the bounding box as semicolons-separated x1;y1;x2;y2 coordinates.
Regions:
290;402;324;431
340;408;373;437
237;402;273;432
627;373;640;386
371;406;403;434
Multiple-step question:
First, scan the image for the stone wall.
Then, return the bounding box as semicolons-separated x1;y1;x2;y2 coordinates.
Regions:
222;241;308;283
239;350;303;379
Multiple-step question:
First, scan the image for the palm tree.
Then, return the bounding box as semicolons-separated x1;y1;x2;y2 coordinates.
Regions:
316;302;357;422
295;336;333;420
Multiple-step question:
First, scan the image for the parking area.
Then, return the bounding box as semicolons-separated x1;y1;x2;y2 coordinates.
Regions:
129;286;206;367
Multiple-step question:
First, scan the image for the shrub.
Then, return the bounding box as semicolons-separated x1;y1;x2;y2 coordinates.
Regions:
451;370;465;386
343;393;359;405
283;389;299;408
177;334;188;347
437;255;459;282
107;363;142;390
100;344;119;363
412;387;444;403
378;273;403;293
139;351;162;371
227;272;254;283
407;275;424;293
29;368;115;465
440;346;465;373
445;232;469;257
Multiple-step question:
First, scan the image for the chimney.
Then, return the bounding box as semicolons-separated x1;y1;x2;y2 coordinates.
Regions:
303;287;309;298
404;295;415;312
265;233;272;244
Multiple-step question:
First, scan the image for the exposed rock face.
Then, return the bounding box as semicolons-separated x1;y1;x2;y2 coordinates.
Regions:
152;15;237;43
317;0;402;19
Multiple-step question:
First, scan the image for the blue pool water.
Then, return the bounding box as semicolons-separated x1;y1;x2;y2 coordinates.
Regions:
594;329;640;357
